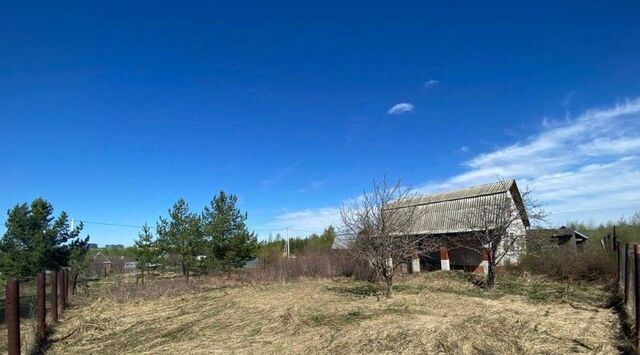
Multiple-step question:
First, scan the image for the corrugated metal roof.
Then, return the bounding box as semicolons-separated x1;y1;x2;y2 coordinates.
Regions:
388;179;529;235
400;180;515;207
331;180;530;249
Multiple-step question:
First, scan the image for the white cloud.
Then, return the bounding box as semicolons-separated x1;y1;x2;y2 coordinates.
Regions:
262;207;341;238
265;97;640;234
387;103;414;115
423;79;439;88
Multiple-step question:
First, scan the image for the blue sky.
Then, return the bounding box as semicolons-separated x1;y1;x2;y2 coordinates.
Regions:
2;1;640;245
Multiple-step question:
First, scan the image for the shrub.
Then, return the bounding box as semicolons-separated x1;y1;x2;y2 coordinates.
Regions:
515;244;616;284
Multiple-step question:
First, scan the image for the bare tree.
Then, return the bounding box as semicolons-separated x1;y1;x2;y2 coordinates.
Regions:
340;179;436;298
448;180;547;288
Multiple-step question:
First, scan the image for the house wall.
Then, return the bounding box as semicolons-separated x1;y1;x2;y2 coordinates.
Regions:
500;205;527;265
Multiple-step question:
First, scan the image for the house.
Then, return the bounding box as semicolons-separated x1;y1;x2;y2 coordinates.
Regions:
91;252;112;273
123;261;138;273
107;255;137;273
527;226;588;253
333;179;530;275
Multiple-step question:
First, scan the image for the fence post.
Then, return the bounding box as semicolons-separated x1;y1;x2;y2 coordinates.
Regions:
58;269;65;313
63;268;69;307
51;270;58;322
625;244;630;303
634;244;640;351
617;241;621;288
37;272;47;340
6;279;21;355
72;270;79;295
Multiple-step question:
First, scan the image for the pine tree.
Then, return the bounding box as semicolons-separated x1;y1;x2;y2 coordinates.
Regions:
134;223;161;284
156;199;202;283
202;191;258;271
0;198;89;279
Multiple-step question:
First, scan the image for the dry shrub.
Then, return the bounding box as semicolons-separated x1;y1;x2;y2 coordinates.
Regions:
241;251;376;284
79;252;376;303
515;245;616;284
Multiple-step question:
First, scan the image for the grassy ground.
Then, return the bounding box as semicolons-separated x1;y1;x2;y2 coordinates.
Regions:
44;272;620;354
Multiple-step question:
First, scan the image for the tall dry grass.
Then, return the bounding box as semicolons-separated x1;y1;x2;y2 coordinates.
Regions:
47;272;620;354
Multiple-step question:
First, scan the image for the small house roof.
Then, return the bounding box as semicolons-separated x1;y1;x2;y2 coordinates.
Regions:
92;252;111;264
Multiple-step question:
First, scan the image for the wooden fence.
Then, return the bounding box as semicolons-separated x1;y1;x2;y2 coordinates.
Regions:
2;268;74;355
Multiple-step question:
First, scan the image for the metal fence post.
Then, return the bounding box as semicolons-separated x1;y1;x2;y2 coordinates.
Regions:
51;270;58;322
6;279;21;355
37;272;47;339
634;244;640;350
625;244;630;303
618;241;622;288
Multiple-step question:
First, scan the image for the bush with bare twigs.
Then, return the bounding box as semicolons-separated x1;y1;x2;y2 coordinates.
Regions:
514;245;616;284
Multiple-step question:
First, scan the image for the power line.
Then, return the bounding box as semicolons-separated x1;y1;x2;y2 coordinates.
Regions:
77;220;152;229
77;220;322;235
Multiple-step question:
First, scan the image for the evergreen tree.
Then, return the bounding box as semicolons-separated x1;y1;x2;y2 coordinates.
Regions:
156;199;202;283
134;223;161;284
0;198;89;279
202;191;258;271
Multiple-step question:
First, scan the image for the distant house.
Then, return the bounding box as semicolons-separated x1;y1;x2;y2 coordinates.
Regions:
87;243;99;249
92;252;112;273
107;255;137;273
123;261;138;273
333;180;530;275
527;226;588;252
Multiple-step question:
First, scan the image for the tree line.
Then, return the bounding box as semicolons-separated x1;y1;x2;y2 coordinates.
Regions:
134;191;258;283
257;226;336;259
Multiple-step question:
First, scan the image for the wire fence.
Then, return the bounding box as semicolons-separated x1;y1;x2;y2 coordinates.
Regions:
614;232;640;353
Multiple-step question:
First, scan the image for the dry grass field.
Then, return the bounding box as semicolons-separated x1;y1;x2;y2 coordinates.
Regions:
44;272;620;354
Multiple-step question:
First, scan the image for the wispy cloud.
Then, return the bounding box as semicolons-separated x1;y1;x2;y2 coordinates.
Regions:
563;90;575;106
296;180;325;193
261;166;292;187
419;97;640;221
387;103;414;115
265;97;640;234
423;79;439;88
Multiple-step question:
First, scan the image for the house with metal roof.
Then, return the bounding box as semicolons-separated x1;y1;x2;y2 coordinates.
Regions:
333;179;530;274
